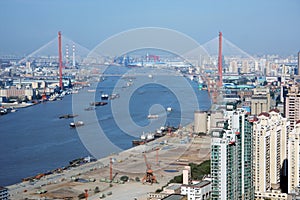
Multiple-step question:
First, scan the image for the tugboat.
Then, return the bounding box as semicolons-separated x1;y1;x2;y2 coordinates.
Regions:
70;121;84;128
101;94;109;100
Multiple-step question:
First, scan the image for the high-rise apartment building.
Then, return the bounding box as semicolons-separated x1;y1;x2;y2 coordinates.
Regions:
288;121;300;194
253;109;289;197
285;84;300;130
298;51;300;75
211;104;254;200
251;87;271;116
229;60;238;73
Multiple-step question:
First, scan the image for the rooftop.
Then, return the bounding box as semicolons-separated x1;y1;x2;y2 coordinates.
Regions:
182;180;211;188
258;112;270;117
162;194;186;200
0;186;8;191
165;184;182;191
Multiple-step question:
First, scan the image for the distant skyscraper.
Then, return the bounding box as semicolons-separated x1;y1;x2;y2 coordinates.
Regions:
251;87;271;115
253;109;289;196
242;60;249;73
211;105;254;200
229;60;238;73
72;44;76;68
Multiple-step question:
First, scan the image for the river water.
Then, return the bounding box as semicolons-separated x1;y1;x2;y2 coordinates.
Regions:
0;66;210;186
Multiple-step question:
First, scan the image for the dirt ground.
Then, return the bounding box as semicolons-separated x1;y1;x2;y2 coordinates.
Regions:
8;129;211;200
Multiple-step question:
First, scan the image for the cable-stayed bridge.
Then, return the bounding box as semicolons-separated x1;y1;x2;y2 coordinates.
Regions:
15;33;257;74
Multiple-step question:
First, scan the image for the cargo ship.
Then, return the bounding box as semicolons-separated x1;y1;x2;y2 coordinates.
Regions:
132;126;178;146
132;132;155;146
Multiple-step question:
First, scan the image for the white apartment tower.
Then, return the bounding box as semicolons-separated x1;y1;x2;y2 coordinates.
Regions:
288;121;300;193
253;109;289;195
285;84;300;130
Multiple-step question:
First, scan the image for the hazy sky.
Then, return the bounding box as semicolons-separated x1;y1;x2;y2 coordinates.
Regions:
0;0;299;56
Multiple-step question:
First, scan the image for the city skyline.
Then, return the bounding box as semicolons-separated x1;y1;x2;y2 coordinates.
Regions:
0;0;299;56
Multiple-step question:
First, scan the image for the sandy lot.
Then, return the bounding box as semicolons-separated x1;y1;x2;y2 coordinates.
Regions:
8;127;211;200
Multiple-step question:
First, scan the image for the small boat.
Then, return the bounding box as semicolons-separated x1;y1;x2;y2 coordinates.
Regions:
90;102;108;106
70;121;84;128
59;114;78;119
147;114;158;119
166;107;172;112
101;94;109;100
84;107;95;111
88;89;96;93
0;108;7;115
109;93;120;100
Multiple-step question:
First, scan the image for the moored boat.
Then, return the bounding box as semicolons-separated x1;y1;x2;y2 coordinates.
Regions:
70;121;84;128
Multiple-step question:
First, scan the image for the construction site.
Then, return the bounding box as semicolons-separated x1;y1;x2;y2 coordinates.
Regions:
8;125;211;200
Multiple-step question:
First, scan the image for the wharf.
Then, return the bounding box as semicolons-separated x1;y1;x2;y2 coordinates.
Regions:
1;102;34;108
7;125;211;200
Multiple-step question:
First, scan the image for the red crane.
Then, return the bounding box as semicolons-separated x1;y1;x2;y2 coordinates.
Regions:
110;157;113;181
142;153;157;184
218;32;223;88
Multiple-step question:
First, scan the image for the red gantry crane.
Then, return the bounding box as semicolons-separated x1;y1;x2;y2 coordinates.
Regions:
142;153;157;184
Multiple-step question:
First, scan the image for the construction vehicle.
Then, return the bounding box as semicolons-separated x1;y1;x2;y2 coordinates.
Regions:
142;153;157;184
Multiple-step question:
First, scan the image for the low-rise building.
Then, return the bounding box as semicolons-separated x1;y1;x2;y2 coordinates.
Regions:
147;183;182;200
181;180;211;200
255;190;291;200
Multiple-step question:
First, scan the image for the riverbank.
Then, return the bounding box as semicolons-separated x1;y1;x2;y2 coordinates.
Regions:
1;102;34;109
7;124;211;200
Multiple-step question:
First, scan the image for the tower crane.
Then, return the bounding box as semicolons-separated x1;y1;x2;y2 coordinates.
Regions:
142;153;157;184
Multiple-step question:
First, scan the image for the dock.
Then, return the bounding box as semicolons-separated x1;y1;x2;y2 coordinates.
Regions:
7;125;211;200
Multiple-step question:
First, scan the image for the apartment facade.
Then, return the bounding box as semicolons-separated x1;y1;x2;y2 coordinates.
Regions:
288;121;300;193
211;104;254;200
285;84;300;130
253;109;289;195
251;87;271;116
